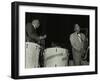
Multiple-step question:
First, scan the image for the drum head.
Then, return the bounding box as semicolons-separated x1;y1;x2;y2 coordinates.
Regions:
26;42;40;48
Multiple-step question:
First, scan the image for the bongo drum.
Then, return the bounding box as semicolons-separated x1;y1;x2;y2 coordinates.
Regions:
25;42;40;68
43;47;69;67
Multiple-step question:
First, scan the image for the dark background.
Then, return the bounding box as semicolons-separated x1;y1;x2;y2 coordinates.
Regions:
26;12;89;51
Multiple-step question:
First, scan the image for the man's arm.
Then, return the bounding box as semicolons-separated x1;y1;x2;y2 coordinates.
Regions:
82;33;86;42
26;23;47;42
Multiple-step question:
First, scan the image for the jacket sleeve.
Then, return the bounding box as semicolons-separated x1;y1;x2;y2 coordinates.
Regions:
81;33;86;41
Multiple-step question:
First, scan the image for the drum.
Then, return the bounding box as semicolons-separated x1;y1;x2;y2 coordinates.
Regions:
25;42;40;68
43;47;69;67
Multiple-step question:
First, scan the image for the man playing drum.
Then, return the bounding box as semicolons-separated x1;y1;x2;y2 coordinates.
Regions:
25;19;46;68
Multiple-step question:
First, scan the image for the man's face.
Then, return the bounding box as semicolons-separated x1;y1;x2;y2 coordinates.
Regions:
74;24;80;33
32;20;40;28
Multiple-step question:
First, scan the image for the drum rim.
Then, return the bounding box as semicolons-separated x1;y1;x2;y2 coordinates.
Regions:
45;47;67;51
26;42;40;47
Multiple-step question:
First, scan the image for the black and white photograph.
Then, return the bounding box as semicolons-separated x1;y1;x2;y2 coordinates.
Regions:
25;12;89;68
11;2;97;79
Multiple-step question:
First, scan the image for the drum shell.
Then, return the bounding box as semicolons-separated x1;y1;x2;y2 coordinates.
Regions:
25;42;40;68
44;47;69;67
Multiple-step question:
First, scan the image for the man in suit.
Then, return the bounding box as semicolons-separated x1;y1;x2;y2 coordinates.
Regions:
25;19;46;68
70;24;86;65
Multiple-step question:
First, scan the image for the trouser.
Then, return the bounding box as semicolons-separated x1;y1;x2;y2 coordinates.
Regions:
39;48;44;67
72;48;83;65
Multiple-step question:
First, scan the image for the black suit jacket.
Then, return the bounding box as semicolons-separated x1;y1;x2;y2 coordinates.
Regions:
26;23;40;42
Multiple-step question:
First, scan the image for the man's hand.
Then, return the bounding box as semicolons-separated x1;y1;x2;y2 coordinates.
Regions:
40;35;47;40
43;35;47;39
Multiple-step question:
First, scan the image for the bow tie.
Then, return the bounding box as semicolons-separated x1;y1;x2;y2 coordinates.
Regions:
77;33;80;35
